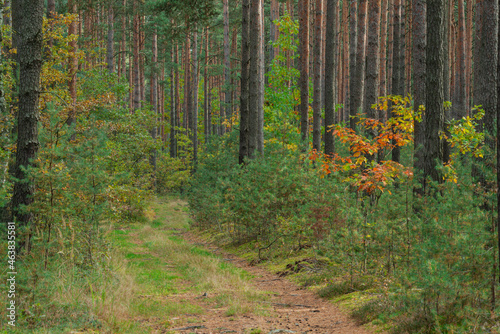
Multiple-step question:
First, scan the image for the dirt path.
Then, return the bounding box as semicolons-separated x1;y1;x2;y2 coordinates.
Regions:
113;197;379;334
181;232;376;334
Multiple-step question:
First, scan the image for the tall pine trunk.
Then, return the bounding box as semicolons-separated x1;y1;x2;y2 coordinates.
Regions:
204;28;210;142
391;0;402;162
11;0;44;239
412;0;426;184
353;0;367;121
364;0;380;147
312;0;323;152
170;45;177;158
239;0;250;163
424;0;445;191
348;0;357;131
223;0;231;131
324;0;337;156
299;0;310;144
106;4;114;73
192;30;199;163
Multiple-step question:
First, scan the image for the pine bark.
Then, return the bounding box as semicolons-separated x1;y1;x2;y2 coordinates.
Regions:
424;0;445;190
391;0;402;162
248;0;263;158
121;0;127;79
175;43;181;151
453;0;466;119
239;0;250;163
132;11;140;111
353;0;367;120
475;0;498;145
312;0;323;152
150;29;158;171
170;45;177;158
299;0;310;144
106;4;114;73
364;0;380;125
223;0;231;130
412;0;426;178
348;0;357;131
258;0;264;154
324;0;337;156
192;30;199;163
11;0;44;230
466;0;473;110
379;0;388;101
204;28;210;142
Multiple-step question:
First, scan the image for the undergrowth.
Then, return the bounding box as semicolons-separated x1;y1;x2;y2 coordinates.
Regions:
188;129;500;333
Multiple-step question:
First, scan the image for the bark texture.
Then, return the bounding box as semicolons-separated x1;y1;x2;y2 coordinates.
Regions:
11;0;44;229
324;0;337;156
348;0;357;131
313;0;323;151
424;0;445;189
412;0;426;179
299;0;310;144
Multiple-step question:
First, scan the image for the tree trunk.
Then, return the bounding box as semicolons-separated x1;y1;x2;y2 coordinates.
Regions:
239;0;250;163
379;0;389;101
106;4;114;73
11;0;44;236
412;0;426;183
121;0;127;79
248;0;263;158
496;0;500;284
223;0;231;131
391;0;402;162
453;0;466;119
170;45;177;158
364;0;380;131
466;0;473;111
348;0;357;131
150;29;158;172
424;0;445;191
352;0;367;122
185;30;192;136
47;0;55;49
204;27;210;142
399;0;406;96
387;0;394;96
299;0;310;144
132;11;140;111
192;29;199;163
441;0;451;164
475;0;498;146
312;0;323;152
258;0;265;154
324;0;337;157
175;43;180;148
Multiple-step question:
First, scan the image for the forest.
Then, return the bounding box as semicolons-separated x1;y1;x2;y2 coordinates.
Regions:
1;0;500;332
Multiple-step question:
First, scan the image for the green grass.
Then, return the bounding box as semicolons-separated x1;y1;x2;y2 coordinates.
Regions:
103;196;270;332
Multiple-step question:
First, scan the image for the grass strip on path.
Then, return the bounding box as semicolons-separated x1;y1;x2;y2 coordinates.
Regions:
109;196;270;333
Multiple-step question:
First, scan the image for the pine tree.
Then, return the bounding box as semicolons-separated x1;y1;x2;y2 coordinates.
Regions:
11;0;44;238
424;0;445;191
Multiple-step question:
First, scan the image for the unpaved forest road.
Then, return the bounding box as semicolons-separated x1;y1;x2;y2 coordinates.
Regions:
180;232;377;334
128;198;380;334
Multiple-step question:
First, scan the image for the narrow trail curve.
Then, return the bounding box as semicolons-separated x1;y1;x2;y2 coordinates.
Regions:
174;232;379;334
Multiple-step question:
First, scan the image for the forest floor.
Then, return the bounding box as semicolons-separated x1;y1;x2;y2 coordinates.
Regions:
110;196;381;334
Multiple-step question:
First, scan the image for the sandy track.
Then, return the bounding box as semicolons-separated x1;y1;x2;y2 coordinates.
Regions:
173;231;377;334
